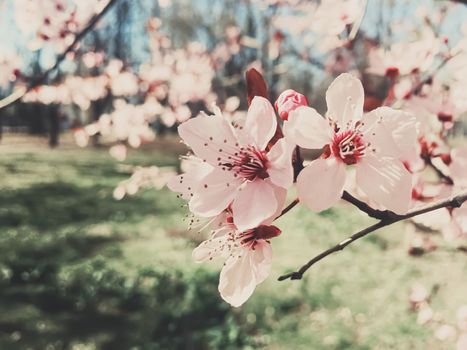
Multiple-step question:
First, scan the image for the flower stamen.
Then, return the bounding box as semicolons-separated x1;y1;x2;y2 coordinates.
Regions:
332;129;366;165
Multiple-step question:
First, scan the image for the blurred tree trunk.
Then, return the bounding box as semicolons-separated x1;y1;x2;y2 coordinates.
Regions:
0;110;4;141
115;0;130;61
48;107;60;148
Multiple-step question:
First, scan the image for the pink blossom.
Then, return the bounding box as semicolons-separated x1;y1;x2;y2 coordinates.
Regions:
114;166;176;200
274;89;308;120
0;50;21;88
435;324;457;341
450;147;467;188
366;37;437;77
409;283;429;307
193;219;281;307
458;305;467;332
14;0;109;50
444;203;467;241
309;0;362;36
109;144;128;162
168;97;294;231
457;334;467;350
110;71;139;97
417;306;434;325
284;73;418;214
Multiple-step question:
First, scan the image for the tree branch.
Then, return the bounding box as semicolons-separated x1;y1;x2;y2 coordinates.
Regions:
275;190;398;223
0;0;119;110
341;191;397;220
278;191;467;281
276;198;299;220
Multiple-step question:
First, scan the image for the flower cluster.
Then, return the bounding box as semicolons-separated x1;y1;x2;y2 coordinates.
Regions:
409;283;467;350
74;99;157;151
0;50;21;88
14;0;109;50
168;71;421;306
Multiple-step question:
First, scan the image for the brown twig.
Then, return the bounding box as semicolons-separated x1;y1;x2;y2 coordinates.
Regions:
293;146;304;181
0;0;119;110
275;190;396;222
278;191;467;281
341;191;397;220
276;198;299;220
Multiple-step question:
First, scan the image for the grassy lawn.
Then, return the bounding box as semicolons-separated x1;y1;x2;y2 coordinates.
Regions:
0;134;465;349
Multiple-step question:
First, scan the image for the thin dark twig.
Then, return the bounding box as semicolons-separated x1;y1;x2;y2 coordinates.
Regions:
276;198;299;220
293;146;304;181
278;191;467;281
0;0;119;110
276;190;396;222
341;191;397;220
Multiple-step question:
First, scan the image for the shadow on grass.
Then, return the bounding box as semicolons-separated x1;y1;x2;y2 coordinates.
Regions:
0;240;245;349
0;180;249;349
0;181;178;230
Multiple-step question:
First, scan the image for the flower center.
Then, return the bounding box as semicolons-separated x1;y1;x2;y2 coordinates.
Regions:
385;67;399;79
240;225;281;248
437;112;453;123
331;130;365;165
223;146;269;181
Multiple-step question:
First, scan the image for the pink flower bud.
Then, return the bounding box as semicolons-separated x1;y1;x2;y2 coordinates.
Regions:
274;89;308;120
440;153;452;165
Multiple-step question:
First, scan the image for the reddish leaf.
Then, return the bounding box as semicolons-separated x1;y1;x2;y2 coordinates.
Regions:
363;95;383;112
246;68;268;105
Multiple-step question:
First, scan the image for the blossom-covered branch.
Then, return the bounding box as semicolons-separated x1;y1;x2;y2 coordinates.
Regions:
0;0;118;110
278;191;467;281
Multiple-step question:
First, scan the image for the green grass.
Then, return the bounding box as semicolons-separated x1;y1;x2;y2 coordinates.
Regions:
0;134;465;349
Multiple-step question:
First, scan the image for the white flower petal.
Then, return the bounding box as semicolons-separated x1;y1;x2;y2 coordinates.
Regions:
361;107;418;158
232;180;278;232
243;96;277;150
261;185;288;226
167;160;213;200
297;157;346;212
451;146;467;188
326;73;364;126
218;241;272;307
284;106;333;149
190;168;243;217
249;240;273;284
356;155;412;214
267;138;294;188
178;112;239;167
192;233;230;262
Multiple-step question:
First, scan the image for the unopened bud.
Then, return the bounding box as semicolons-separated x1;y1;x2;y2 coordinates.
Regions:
274;89;308;120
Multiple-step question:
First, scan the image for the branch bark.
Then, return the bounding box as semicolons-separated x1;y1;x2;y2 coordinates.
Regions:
341;191;398;220
278;191;467;281
0;0;119;110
